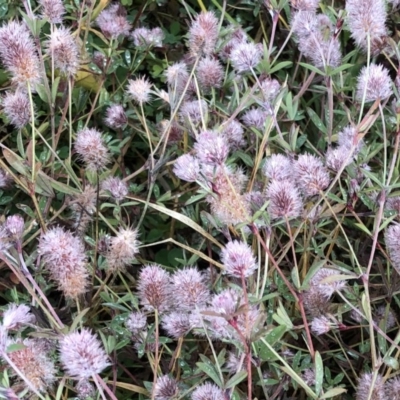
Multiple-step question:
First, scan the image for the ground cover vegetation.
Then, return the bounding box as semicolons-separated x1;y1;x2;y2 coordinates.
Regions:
0;0;399;398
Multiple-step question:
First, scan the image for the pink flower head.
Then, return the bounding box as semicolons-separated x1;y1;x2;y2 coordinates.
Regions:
153;375;179;400
2;303;34;330
220;240;258;278
356;64;392;102
173;154;200;182
242;108;268;130
59;329;110;379
171;267;210;311
194;131;230;166
192;382;224;400
221;119;245;149
188;11;219;56
96;3;131;39
39;0;65;23
126;76;152;104
74;128;110;171
131;27;164;47
137;264;171;312
125;311;147;334
385;224;400;274
104;104;127;129
263;154;292;181
266;179;303;219
161;312;191;339
5;214;25;240
196;56;224;90
2;90;31;129
101;176;128;201
230;41;262;73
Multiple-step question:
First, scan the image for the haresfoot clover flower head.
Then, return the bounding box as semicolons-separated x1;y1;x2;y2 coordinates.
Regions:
101;176;128;201
263;154;292;181
161;312;191;339
191;382;224;400
153;375;179;400
137;264;171;313
125;311;147;334
2;303;34;330
126;76;152;104
2;90;31;129
39;0;65;23
131;27;164;47
230;41;262;73
188;11;219;56
356;64;392;103
96;3;131;39
74;128;110;172
104;104;127;129
46;26;80;77
196;56;224;90
171;267;210;311
194;131;229;166
173;154;200;182
106;227;140;271
0;21;41;89
346;0;387;54
59;329;110;379
266;179;303;219
385;224;400;274
38;226;89;299
6;338;56;392
221;240;258;278
356;372;385;400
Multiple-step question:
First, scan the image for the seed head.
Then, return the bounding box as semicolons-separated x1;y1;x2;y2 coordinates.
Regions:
59;329;110;379
5;215;25;241
230;41;262;73
171;267;210;311
101;176;128;201
6;338;55;392
356;64;392;102
179;99;208;128
126;76;152;104
74;128;110;171
188;11;219;56
104;104;127;129
385;224;400;274
346;0;387;54
76;379;96;400
38;227;89;299
290;0;320;11
266;179;303;219
96;3;131;39
153;375;179;400
165;62;189;94
293;154;330;196
2;303;34;330
39;0;65;23
2;90;31;129
242;108;268;130
194;131;230;166
106;227;139;271
263;154;292;181
196;56;224;90
125;311;147;334
221;240;258;278
138;265;171;313
310;315;331;335
173;154;200;182
356;373;385;400
221;119;245;149
0;21;41;89
46;26;80;76
161;312;191;339
325;146;354;171
131;27;164;47
191;382;224;400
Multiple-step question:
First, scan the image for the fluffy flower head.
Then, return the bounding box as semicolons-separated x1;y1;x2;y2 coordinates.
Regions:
59;329;110;379
356;64;392;102
188;11;219;56
221;240;258;278
96;3;131;39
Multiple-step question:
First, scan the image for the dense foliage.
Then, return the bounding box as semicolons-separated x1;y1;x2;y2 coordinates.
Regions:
0;0;400;399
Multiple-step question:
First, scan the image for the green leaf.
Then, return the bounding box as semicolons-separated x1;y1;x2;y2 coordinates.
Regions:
298;62;325;75
196;361;223;387
269;61;292;74
383;356;399;370
320;387;347;398
307;107;327;134
225;370;248;389
314;351;323;395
